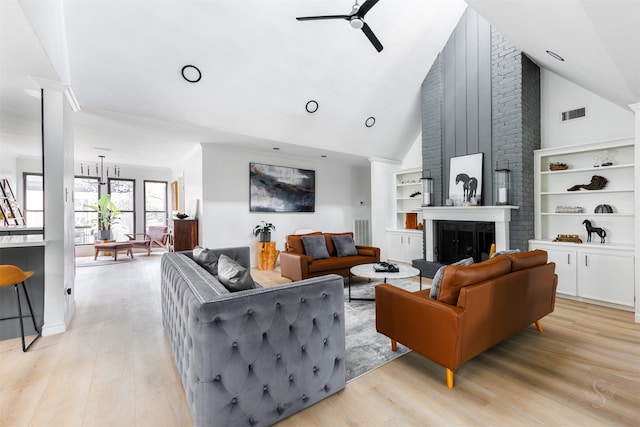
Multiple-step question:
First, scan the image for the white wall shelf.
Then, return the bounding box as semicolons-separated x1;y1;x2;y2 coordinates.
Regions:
531;137;635;311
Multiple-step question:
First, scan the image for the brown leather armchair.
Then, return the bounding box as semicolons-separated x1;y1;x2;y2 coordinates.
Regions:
376;250;557;388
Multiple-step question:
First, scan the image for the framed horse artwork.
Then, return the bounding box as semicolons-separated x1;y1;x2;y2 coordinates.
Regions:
449;153;483;206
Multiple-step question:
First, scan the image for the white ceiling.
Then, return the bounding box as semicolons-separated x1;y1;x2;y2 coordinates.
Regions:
1;0;638;170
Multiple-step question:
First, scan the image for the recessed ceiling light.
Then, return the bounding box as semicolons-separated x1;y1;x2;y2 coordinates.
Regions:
321;155;327;158
181;65;201;83
306;100;319;113
365;117;376;127
546;50;564;62
273;147;280;150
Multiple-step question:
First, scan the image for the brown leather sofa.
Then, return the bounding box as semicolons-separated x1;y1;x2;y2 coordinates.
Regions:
280;232;380;281
375;250;557;388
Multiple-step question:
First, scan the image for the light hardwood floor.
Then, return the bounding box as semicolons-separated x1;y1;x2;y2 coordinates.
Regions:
1;253;638;426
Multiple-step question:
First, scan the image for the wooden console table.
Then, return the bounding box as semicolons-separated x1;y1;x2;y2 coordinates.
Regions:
258;242;279;270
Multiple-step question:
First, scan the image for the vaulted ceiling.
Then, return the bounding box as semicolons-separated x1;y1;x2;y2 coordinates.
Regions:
1;0;638;169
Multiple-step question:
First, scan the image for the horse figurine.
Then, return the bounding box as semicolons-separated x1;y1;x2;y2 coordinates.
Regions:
455;173;478;202
582;219;606;243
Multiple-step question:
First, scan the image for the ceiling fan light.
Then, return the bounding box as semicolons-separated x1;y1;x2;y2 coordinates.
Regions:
350;18;364;30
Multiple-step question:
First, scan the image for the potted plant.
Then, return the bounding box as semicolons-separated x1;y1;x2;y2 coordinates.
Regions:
253;221;275;242
86;194;121;241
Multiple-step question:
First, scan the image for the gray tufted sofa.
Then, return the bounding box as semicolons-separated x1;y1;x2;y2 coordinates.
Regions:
160;247;346;427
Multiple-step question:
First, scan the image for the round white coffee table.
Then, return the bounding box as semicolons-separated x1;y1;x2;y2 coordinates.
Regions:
348;263;422;302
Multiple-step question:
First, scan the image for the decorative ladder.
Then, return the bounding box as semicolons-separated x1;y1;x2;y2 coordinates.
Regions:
0;179;26;226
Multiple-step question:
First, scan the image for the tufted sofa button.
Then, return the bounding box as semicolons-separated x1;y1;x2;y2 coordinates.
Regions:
312;318;317;325
322;292;327;298
289;374;294;382
249;418;257;425
324;384;330;392
247;309;253;315
263;385;269;392
262;332;268;339
248;364;253;372
323;338;328;345
276;405;284;415
302;394;308;402
313;366;318;373
232;342;238;348
333;312;338;318
289;325;294;331
214;375;222;382
300;297;305;303
301;345;306;352
231;397;238;405
276;302;281;309
276;353;281;359
214;316;221;323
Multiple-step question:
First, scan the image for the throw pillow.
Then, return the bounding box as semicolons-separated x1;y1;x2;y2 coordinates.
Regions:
301;235;330;260
491;249;521;258
332;234;358;257
193;246;219;276
429;257;474;300
217;254;256;292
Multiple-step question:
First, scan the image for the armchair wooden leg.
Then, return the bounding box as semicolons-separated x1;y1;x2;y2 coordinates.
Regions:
446;368;454;389
391;339;397;352
535;320;543;332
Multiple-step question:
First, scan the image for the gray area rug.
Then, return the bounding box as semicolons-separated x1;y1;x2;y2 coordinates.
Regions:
344;277;424;382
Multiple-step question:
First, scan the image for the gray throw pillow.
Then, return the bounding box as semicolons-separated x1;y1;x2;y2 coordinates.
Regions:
429;257;474;300
217;254;256;292
332;234;358;257
193;246;219;276
491;249;521;258
301;235;330;260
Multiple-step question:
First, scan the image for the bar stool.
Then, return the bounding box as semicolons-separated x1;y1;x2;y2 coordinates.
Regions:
0;265;41;352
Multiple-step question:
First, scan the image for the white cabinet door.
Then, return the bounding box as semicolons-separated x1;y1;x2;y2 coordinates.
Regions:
406;233;423;261
546;248;578;296
579;251;635;307
386;232;405;262
529;242;577;296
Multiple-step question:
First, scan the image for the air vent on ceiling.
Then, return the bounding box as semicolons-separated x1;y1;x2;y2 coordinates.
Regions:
561;107;586;122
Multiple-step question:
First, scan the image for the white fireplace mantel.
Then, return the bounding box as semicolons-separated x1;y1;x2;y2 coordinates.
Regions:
421;206;519;262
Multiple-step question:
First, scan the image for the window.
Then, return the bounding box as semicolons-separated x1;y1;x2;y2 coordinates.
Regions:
23;173;43;227
74;177;99;244
108;178;135;241
144;181;168;230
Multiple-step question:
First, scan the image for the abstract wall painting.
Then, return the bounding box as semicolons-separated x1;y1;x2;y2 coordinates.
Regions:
249;163;315;212
449;153;483;205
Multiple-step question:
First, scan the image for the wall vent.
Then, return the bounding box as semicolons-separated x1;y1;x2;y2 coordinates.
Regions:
561;107;586;122
353;219;371;246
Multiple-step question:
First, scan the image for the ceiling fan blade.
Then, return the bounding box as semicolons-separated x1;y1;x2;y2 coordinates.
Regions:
361;23;383;52
356;0;380;18
296;15;350;21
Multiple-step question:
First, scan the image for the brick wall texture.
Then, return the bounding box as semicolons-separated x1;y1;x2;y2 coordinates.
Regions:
421;17;540;252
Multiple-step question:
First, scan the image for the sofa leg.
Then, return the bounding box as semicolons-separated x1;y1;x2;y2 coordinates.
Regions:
535;320;543;332
446;368;454;389
391;339;397;352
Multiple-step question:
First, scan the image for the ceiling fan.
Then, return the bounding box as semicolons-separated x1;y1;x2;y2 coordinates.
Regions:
296;0;383;52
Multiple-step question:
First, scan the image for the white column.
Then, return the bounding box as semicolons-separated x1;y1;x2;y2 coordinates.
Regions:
630;103;640;323
39;80;77;336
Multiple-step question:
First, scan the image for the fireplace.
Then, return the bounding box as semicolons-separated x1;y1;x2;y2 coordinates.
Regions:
412;206;518;278
436;221;495;263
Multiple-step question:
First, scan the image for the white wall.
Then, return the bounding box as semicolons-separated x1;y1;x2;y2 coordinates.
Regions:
401;134;423;170
197;144;371;267
541;70;635;147
370;158;400;261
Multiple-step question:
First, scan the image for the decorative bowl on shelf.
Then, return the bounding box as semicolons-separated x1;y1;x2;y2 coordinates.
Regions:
549;162;568;171
175;213;189;219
